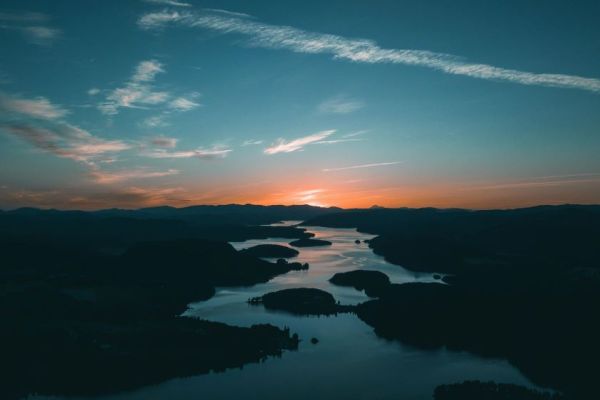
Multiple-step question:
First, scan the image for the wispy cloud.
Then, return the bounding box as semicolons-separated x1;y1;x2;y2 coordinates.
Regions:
90;168;179;184
264;129;335;154
138;9;600;93
99;59;169;115
323;161;403;172
99;60;202;119
342;130;369;138
464;173;600;191
203;9;254;19
169;96;200;111
149;135;178;148
144;146;232;159
140;133;229;160
318;96;364;114
21;26;60;45
242;139;263;146
0;92;186;190
0;93;69;120
143;0;191;7
0;185;189;209
315;138;363;145
133;59;165;82
1;122;130;165
0;12;60;45
87;88;101;96
141;114;168;127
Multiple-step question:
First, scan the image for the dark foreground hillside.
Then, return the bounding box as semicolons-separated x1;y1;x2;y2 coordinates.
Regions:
0;207;323;399
305;205;600;399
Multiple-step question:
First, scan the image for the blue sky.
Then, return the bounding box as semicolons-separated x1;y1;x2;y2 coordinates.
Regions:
1;0;599;209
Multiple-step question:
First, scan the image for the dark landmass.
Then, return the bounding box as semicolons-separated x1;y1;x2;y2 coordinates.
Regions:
0;234;303;399
305;205;600;399
434;381;565;400
2;203;340;226
289;238;332;247
303;205;600;274
329;270;391;297
0;208;316;252
275;258;309;271
355;280;598;399
122;240;307;287
249;288;352;316
4;316;297;400
241;244;299;258
0;205;339;398
3;203;600;399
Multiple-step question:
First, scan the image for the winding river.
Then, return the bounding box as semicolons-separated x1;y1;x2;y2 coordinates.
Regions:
36;222;542;400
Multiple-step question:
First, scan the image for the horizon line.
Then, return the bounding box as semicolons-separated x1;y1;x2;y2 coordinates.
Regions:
1;202;597;213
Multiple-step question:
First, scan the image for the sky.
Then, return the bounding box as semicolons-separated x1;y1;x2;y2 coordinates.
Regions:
1;0;600;210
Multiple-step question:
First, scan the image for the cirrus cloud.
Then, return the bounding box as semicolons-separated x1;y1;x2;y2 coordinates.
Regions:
89;168;179;184
0;92;69;120
144;146;232;159
318;96;364;114
264;129;335;154
138;9;600;93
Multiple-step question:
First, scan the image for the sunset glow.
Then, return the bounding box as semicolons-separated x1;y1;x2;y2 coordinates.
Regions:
1;1;599;210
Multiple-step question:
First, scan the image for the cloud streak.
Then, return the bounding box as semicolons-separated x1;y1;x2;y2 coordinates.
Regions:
138;9;600;93
149;135;178;148
90;168;179;184
144;146;232;159
0;93;69;120
465;173;600;191
99;59;169;115
0;12;60;45
323;161;403;172
318;96;364;114
169;96;200;111
242;139;263;146
264;129;335;154
98;60;201;120
1;122;130;165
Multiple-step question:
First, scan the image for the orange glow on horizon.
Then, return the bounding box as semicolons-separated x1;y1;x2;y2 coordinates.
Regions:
2;175;599;210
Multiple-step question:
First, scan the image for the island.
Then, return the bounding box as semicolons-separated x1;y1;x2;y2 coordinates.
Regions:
240;244;299;258
329;270;391;297
275;258;309;270
248;288;352;316
289;238;332;247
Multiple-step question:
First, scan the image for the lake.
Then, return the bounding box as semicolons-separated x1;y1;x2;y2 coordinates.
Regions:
33;223;542;400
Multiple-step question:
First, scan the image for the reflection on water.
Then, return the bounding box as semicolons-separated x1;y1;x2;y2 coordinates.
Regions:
33;223;540;400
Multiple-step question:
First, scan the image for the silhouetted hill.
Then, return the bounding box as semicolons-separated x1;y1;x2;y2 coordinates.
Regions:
3;203;342;225
304;204;600;273
0;209;321;251
0;233;304;399
303;205;600;399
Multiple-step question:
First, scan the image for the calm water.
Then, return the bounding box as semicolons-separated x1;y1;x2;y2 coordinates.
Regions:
34;223;541;400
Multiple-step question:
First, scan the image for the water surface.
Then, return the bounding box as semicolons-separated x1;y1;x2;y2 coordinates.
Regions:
35;223;541;400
